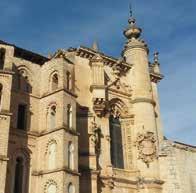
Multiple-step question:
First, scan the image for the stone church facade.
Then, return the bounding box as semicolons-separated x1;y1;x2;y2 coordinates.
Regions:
0;12;196;193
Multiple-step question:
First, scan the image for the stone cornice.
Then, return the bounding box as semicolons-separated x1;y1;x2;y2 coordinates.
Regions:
90;85;106;91
150;72;164;83
41;88;77;98
108;88;132;98
32;167;80;176
10;125;80;138
0;69;15;75
0;111;12;116
12;87;77;100
39;126;80;137
0;155;9;162
172;141;196;152
76;46;132;73
131;97;156;106
122;39;149;55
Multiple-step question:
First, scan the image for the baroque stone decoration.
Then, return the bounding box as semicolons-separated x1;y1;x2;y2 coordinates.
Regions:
136;131;157;167
0;7;196;193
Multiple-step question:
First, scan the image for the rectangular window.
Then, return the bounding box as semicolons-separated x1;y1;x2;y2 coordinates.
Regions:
0;48;5;69
17;104;27;130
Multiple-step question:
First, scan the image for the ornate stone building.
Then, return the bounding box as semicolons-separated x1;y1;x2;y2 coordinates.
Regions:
0;11;196;193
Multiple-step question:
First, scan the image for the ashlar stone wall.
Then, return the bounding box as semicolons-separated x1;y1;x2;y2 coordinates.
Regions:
160;140;196;193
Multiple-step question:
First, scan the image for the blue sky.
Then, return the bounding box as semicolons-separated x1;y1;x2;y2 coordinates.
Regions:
1;0;196;145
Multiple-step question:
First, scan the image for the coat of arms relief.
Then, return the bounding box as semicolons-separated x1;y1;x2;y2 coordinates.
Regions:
136;131;157;167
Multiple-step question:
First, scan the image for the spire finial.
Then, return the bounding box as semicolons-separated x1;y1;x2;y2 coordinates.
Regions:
92;40;99;52
129;2;133;18
154;52;159;64
124;2;142;40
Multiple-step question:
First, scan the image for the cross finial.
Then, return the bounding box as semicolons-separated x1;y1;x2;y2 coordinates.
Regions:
129;2;133;18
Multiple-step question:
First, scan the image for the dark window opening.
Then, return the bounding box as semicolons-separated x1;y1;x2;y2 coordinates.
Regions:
0;48;6;69
0;84;2;109
109;115;124;169
17;104;27;130
14;157;24;193
51;74;58;91
49;106;56;130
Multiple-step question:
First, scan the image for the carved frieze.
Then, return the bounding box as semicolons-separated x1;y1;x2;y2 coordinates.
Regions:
136;131;157;167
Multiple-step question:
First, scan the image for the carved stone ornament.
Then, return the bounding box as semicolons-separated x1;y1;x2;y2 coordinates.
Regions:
136;132;157;167
93;98;106;117
89;119;102;155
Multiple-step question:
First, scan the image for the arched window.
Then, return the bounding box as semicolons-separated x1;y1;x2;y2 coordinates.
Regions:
67;104;72;129
68;142;74;170
109;115;124;169
18;69;31;93
66;71;72;91
48;142;56;170
47;184;57;193
68;183;75;193
51;73;58;91
0;83;3;110
14;157;24;193
17;104;27;130
0;48;5;69
49;106;56;130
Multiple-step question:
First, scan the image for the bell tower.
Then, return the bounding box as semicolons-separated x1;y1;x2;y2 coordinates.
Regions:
122;8;163;193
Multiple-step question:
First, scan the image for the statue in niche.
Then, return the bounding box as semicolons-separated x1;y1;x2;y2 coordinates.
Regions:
90;119;102;155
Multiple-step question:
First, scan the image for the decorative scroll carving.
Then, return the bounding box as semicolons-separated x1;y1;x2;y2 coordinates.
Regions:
136;131;157;167
108;98;129;118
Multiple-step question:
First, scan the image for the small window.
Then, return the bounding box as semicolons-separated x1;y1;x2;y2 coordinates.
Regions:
0;48;5;69
51;74;58;91
68;142;74;170
48;184;57;193
66;71;72;91
17;104;27;130
67;104;72;129
0;84;3;110
48;106;56;130
68;183;75;193
18;69;31;93
48;142;57;170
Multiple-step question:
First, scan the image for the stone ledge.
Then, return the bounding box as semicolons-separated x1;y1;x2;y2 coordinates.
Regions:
41;88;77;98
0;111;12;116
32;167;80;176
0;69;15;75
10;126;80;138
131;97;156;106
39;126;80;137
0;155;9;161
